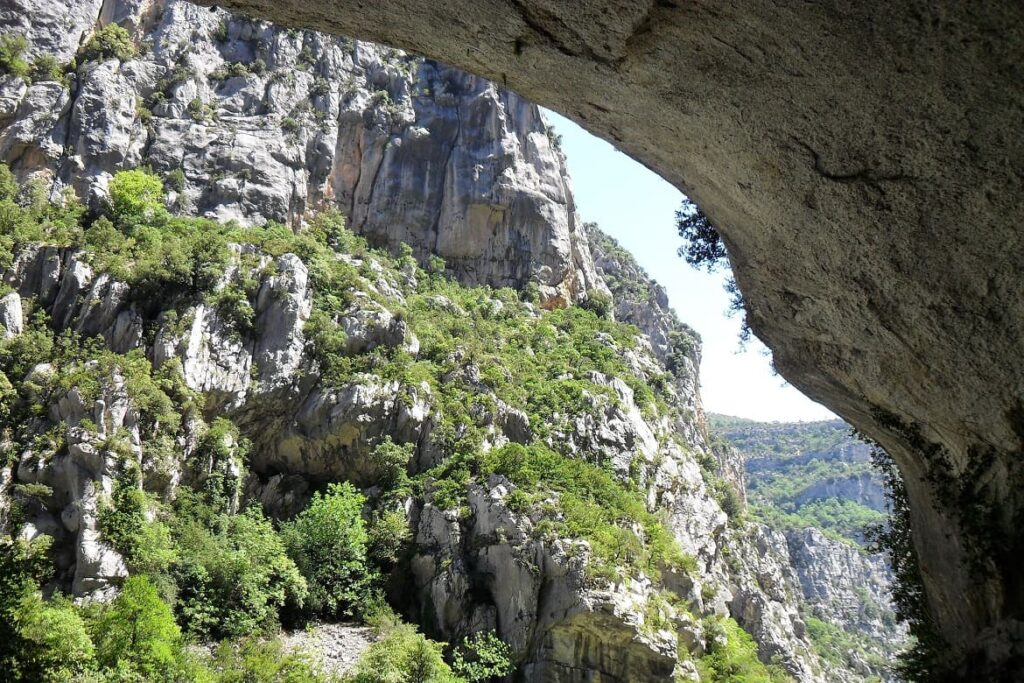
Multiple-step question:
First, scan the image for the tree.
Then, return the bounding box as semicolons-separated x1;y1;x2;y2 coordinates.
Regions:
283;482;371;618
580;289;613;319
349;623;462;683
108;168;166;225
676;197;751;342
675;197;726;271
452;632;514;682
14;592;96;682
0;163;18;201
91;575;183;680
172;505;307;638
0;34;30;80
0;537;55;677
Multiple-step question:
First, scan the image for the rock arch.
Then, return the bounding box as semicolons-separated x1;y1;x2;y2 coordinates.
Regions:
199;1;1024;678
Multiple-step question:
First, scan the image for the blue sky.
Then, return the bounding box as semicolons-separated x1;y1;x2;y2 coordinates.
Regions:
544;110;836;422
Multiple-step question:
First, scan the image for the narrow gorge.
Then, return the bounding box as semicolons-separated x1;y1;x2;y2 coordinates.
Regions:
0;2;905;681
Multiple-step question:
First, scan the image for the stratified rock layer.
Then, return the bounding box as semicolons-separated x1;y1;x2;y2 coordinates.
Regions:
180;0;1024;677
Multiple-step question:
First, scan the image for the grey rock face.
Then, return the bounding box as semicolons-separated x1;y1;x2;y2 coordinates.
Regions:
0;234;833;681
0;3;876;679
0;290;22;336
0;0;601;306
192;0;1024;677
786;528;904;647
586;224;706;452
792;472;886;512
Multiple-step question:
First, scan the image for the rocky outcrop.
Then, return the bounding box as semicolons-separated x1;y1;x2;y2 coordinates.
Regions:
0;234;828;680
0;3;906;679
713;416;906;679
191;0;1024;677
786;528;901;646
0;0;602;305
792;472;885;512
14;367;138;598
586;224;706;455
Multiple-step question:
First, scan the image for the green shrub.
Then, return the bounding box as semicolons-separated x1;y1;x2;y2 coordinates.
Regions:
211;637;326;683
476;442;693;581
368;508;412;570
0;537;55;675
98;470;178;580
165;168;186;193
28;53;65;84
14;592;96;682
172;502;307;638
580;288;613;319
0;162;18;201
367;436;413;491
283;482;371;619
194;417;247;513
451;631;513;682
98;470;147;555
108;168;165;224
90;575;184;680
209;283;256;339
697;617;789;683
347;622;462;683
79;24;137;63
0;34;29;80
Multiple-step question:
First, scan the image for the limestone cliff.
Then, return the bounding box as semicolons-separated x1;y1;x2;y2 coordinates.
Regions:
0;2;865;681
713;416;907;680
0;0;602;305
172;1;1024;677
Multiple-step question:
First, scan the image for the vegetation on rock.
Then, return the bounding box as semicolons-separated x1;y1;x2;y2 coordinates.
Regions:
0;166;786;681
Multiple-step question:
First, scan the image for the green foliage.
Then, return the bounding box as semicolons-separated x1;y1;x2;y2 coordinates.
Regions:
712;416;885;545
368;508;412;570
213;19;230;43
91;575;185;680
98;469;177;576
0;162;18;201
165;168;186;193
367;437;413;491
283;482;371;619
697;617;789;683
79;24;138;63
195;417;247;513
0;164;789;682
580;288;613;319
0;537;54;676
451;631;513;682
0;33;30;80
108;168;165;224
347;622;462;683
97;469;143;544
865;440;940;681
211;637;327;683
476;443;694;582
99;470;177;577
172;501;307;638
28;53;66;84
753;498;884;545
188;97;215;122
804;615;888;674
676;197;725;271
14;592;96;682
